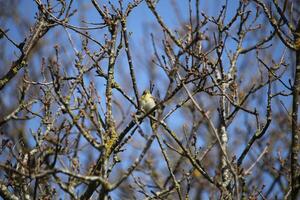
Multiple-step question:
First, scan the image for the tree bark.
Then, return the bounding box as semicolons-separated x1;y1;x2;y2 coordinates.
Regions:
291;21;300;200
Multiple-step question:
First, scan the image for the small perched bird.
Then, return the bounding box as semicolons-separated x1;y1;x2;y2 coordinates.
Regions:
140;89;157;129
140;89;156;113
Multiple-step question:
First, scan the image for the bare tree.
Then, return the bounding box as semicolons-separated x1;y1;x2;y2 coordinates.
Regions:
0;0;299;199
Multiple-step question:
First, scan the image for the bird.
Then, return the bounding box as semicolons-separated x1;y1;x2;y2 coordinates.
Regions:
140;89;157;129
140;89;156;113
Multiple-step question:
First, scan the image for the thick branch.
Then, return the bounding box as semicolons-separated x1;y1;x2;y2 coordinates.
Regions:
291;20;300;200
